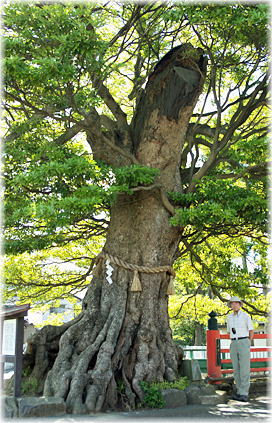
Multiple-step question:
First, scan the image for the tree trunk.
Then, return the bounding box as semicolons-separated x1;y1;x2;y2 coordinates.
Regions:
194;323;205;346
27;44;207;413
44;194;181;413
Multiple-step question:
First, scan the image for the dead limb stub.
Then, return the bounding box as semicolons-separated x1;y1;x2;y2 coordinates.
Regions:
132;43;207;152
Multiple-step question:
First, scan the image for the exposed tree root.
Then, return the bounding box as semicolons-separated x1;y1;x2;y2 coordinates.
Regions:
25;267;179;413
24;313;84;394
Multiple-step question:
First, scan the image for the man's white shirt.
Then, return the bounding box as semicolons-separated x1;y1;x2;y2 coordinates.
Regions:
227;310;253;339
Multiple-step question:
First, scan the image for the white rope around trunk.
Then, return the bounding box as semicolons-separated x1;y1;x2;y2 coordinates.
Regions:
92;252;176;295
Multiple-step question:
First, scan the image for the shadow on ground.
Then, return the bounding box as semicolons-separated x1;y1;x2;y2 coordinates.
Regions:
4;394;271;422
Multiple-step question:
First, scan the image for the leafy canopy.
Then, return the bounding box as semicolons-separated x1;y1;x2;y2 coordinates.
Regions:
3;2;269;320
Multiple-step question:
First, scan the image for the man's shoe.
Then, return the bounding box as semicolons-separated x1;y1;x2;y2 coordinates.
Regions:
232;393;241;400
238;395;249;402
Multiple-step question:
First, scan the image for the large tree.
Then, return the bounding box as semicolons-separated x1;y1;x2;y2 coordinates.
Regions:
3;2;269;413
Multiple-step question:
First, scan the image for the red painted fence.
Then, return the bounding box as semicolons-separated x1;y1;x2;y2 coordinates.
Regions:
207;330;272;382
220;333;272;375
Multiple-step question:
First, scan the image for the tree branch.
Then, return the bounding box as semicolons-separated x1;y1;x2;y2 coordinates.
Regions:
108;4;143;47
187;122;227;140
182;239;268;317
92;79;129;132
213;162;269;180
130;184;175;216
186;76;268;193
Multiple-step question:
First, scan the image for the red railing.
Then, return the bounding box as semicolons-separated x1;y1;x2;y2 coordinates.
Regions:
207;330;272;382
219;333;272;375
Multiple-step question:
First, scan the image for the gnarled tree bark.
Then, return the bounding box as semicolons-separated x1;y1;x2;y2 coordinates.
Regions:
25;44;207;413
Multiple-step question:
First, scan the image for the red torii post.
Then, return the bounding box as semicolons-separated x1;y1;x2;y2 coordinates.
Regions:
206;311;222;383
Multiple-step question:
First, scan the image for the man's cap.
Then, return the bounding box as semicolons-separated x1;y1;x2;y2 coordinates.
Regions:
228;296;243;307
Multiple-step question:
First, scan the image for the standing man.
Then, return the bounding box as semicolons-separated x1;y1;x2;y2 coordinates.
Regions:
226;296;254;402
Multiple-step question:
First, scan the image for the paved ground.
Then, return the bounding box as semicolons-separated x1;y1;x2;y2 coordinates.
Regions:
5;393;271;422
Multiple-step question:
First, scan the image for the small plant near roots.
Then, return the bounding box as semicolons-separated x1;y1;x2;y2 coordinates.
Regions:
139;377;189;409
153;376;189;391
116;380;126;394
140;381;166;409
21;372;39;396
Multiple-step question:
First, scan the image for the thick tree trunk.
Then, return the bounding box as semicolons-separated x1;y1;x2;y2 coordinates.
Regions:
26;44;206;413
44;194;181;413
